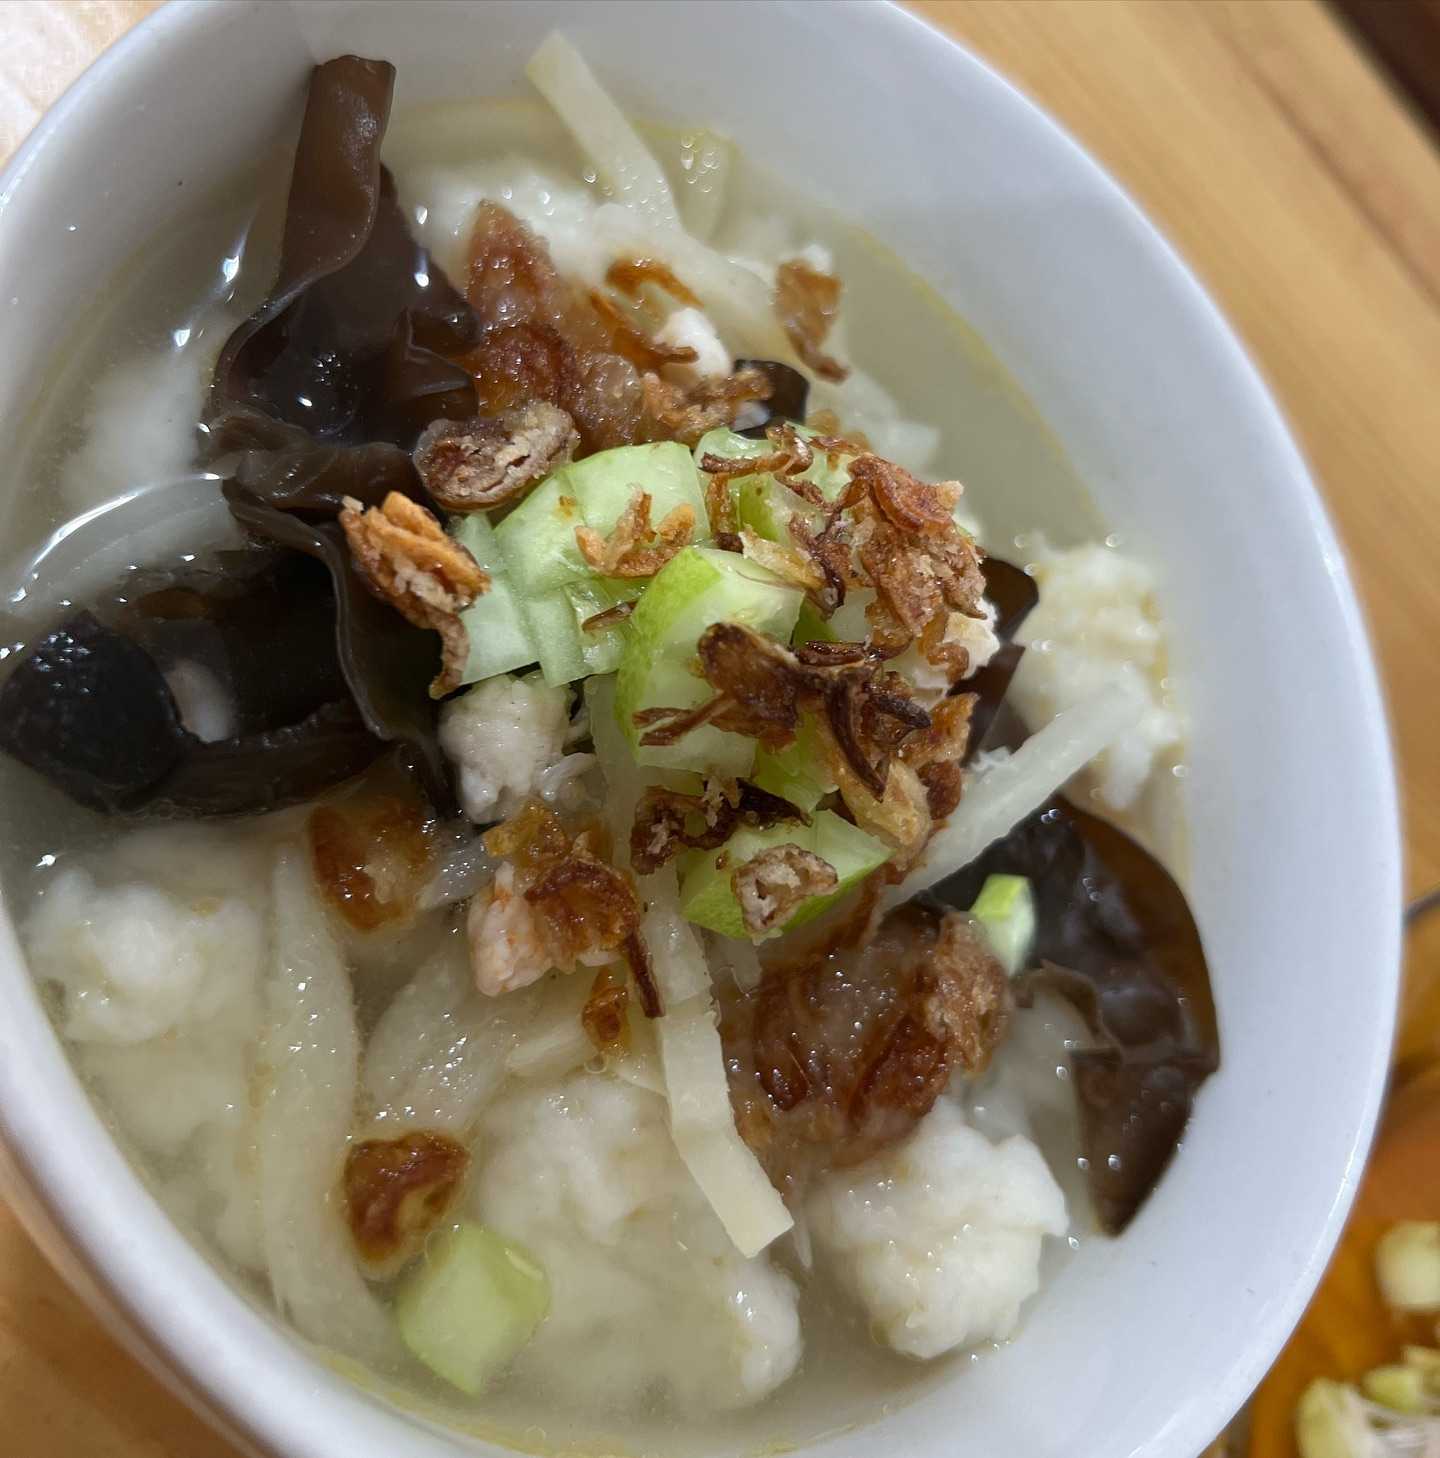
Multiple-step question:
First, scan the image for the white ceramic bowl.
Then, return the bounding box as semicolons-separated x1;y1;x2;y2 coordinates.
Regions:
0;3;1402;1456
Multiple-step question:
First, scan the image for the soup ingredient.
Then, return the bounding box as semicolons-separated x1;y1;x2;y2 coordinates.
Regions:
657;990;795;1256
210;58;476;452
256;849;396;1364
1010;540;1181;811
725;905;1010;1197
775;257;849;383
308;785;435;931
970;873;1037;975
362;935;526;1133
412;402;578;512
343;1129;470;1278
396;1222;550;1395
27;867;264;1045
475;1073;800;1410
938;798;1218;1234
617;546;804;777
493;440;706;594
338;491;488;698
440;672;587;824
474;801;651;1010
223;488;451;805
525;32;681;232
447;515;538;683
678;810;889;940
808;1100;1066;1358
1376;1223;1440;1312
885;679;1148;914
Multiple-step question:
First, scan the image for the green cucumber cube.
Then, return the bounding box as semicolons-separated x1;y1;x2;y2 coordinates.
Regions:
563;576;640;677
566;440;707;539
492;476;590;595
679;809;889;941
750;715;836;813
519;588;587;686
449;514;539;682
395;1222;549;1396
968;873;1036;975
615;546;803;778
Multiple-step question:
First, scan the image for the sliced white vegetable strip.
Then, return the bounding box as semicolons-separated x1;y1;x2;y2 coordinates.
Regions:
506;972;593;1082
257;849;396;1364
658;992;792;1259
884;684;1147;914
527;32;680;232
641;873;712;1006
670;128;735;241
585;674;640;870
589;202;796;363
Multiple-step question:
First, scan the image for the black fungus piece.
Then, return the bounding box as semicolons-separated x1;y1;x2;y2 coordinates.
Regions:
0;553;393;818
935;798;1219;1233
208;58;478;455
223;484;451;808
733;358;810;438
0;612;186;813
961;556;1040;764
204;407;418;517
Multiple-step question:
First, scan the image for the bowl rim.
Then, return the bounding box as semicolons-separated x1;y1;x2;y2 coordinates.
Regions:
0;2;1403;1456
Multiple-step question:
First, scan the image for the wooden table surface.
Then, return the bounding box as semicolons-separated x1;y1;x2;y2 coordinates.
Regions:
2;2;1439;1454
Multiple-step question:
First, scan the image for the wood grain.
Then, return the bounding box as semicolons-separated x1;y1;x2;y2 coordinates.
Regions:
1;3;1438;1456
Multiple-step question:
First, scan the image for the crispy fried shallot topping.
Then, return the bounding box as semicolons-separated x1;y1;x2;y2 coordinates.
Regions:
775;258;849;383
733;844;839;939
339;491;487;697
574;487;696;577
606;257;703;314
739;530;825;591
899;694;975;821
635;622;933;803
720;905;1010;1194
580;598;636;633
582;966;630;1053
640;367;773;445
589;288;701;372
308;785;434;932
412;402;578;512
479;800;658;1015
630;779;809;875
343;1129;469;1275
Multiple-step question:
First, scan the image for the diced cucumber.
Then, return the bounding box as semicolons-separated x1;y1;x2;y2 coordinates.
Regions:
494;444;707;598
735;472;804;544
493;476;590;595
693;427;770;467
615;546;803;777
564;576;640;677
968;874;1036;975
751;715;836;813
678;809;889;941
519;588;588;686
449;512;507;574
793;588;874;649
395;1222;549;1396
566;440;706;539
449;514;539;682
458;576;539;682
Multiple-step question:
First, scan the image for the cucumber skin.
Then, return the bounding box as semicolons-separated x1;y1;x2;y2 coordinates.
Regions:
494;442;707;597
394;1223;550;1396
450;513;541;682
615;546;803;778
679;809;889;940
